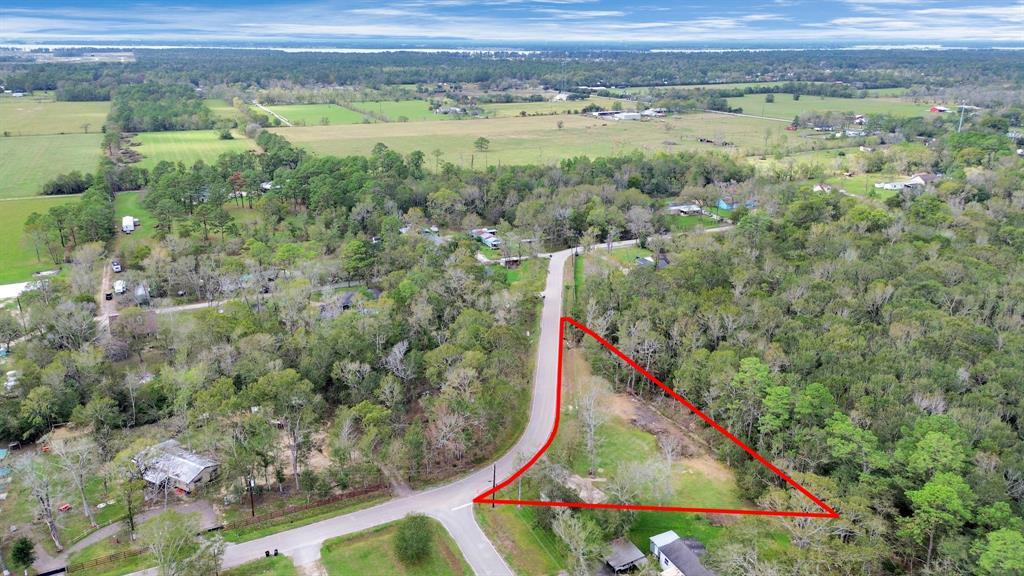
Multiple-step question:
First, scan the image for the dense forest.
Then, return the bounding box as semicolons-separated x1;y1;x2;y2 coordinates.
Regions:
3;49;1023;95
108;83;214;132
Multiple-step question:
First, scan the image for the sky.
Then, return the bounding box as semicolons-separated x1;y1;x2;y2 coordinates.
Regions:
1;0;1022;47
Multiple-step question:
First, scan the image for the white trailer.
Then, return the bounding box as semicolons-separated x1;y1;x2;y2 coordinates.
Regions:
122;215;135;233
114;280;127;294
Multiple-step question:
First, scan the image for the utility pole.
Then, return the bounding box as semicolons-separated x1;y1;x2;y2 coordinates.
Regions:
248;478;256;517
491;464;497;509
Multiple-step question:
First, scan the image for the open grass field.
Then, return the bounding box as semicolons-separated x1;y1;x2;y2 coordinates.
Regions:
727;93;932;119
349;99;438;121
0;94;110;136
266;103;370;126
0;195;79;283
320;518;471;576
205;98;243;122
607;81;790;95
114;191;156;240
133;130;257;169
481;96;622;118
0;133;103;198
274;112;808;168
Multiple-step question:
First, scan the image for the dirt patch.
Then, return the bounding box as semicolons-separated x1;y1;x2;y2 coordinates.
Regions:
680;454;735;484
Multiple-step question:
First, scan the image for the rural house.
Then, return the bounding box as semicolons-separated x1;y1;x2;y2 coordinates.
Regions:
650;531;716;576
136;440;219;493
666;203;702;215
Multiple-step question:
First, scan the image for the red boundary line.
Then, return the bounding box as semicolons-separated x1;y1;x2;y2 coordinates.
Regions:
473;316;839;519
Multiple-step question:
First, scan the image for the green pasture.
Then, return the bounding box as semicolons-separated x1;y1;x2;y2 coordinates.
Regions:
320;518;471;576
0;133;103;198
349;99;437;122
274;112;810;168
481;96;622;118
0;94;110;136
0;195;79;283
266;103;369;126
222;556;299;576
133;130;256;169
205;98;243;122
726;93;932;119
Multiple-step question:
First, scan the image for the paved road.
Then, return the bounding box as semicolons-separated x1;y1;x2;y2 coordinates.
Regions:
124;231;733;576
252;101;293;127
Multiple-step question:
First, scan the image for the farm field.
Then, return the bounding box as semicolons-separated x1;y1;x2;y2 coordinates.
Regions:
607;81;790;95
481;96;622;118
0;93;110;136
727;93;932;119
0;195;79;283
0;133;103;198
320;518;471;576
133;130;257;169
205;98;243;122
349;99;437;121
274;112;814;167
266;103;369;126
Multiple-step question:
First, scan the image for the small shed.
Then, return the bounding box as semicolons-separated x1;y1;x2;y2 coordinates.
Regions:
605;537;646;573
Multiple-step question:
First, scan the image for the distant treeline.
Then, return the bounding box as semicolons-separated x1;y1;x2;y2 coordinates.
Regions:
108;83;213;132
1;49;1021;97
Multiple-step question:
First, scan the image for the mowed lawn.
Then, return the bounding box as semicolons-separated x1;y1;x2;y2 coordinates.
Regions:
222;556;298;576
726;93;933;119
350;99;438;121
266;103;369;126
320;518;471;576
481;96;621;118
205;98;243;122
114;191;157;240
0;94;110;136
0;195;79;283
0;133;103;198
274;112;802;168
133;130;257;169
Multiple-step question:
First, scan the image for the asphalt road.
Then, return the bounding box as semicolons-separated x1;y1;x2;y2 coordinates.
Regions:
125;231;733;575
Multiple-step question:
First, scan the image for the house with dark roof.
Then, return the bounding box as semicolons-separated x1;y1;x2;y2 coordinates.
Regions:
650;531;715;576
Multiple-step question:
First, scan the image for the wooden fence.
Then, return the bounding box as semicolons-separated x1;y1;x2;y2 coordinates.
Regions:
65;548;146;574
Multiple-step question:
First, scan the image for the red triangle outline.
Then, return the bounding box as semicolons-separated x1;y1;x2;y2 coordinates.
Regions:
473;316;839;518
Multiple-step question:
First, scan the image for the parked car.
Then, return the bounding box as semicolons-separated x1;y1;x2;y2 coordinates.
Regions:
104;291;113;301
111;260;122;273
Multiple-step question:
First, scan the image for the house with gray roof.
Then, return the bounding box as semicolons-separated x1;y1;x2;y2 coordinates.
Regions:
136;440;219;493
650;530;716;576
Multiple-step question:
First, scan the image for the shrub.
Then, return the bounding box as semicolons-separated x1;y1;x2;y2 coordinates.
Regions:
394;514;432;565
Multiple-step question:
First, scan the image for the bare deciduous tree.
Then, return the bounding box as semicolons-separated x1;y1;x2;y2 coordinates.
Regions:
18;455;65;551
51;437;99;527
578;379;608;477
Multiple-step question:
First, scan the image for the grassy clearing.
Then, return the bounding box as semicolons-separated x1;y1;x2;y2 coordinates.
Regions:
222;556;299;576
605;81;790;95
266;103;369;126
607;246;652;266
481;96;621;118
726;93;931;119
113;191;156;240
275;112;804;168
133;130;256;170
0;195;79;283
320;518;471;576
667;214;723;232
475;506;566;576
349;99;438;122
0;94;110;136
0;133;103;198
220;493;385;543
205;98;243;122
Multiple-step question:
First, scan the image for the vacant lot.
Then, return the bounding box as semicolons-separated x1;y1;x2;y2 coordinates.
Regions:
481;96;622;118
275;112;803;167
0;133;103;198
266;103;369;126
320;518;470;576
350;99;437;121
727;93;931;119
205;98;243;122
0;94;110;136
0;195;78;283
133;130;256;169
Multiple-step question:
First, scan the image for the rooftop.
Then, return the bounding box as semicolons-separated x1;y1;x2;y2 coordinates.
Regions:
138;440;217;485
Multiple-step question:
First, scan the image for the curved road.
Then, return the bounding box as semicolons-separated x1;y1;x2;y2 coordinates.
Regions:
128;231;731;575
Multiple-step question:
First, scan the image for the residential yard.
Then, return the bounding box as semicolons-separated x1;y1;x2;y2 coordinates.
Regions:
667;214;723;232
132;130;257;170
114;191;157;240
349;99;438;122
0;195;80;283
475;505;566;576
726;93;933;119
273;112;814;168
0;133;103;198
320;518;471;576
0;94;110;136
222;556;299;576
220;492;386;543
266;103;369;126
